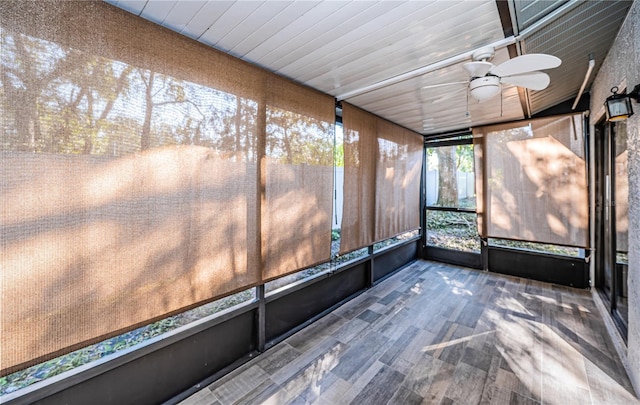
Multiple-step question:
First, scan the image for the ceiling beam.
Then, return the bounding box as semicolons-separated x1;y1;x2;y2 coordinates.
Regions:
495;0;515;38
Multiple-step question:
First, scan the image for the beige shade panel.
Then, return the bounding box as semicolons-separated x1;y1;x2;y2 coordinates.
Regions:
0;1;267;102
261;162;334;281
473;114;589;247
0;0;335;375
0;150;259;375
374;119;424;243
339;103;377;254
262;75;336;281
473;135;487;237
340;104;423;253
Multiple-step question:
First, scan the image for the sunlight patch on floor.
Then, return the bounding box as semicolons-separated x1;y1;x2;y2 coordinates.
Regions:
421;331;495;352
487;305;638;405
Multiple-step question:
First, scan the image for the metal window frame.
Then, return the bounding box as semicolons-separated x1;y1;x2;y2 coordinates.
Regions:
423;138;482;266
2;236;420;405
422;121;590;287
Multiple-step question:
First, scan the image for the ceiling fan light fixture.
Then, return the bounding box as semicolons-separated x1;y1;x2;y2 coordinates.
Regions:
469;76;501;101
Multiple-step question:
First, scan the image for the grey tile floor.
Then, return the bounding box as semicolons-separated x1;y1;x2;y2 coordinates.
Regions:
180;260;638;405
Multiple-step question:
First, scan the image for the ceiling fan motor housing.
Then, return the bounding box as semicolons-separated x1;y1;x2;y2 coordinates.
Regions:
471;46;496;62
469;75;501;101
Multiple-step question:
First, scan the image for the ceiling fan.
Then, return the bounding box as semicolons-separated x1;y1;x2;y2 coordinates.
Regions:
423;47;562;102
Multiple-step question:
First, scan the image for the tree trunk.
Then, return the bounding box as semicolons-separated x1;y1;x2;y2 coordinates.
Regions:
235;97;242;159
282;124;293;164
436;147;458;206
140;71;155;151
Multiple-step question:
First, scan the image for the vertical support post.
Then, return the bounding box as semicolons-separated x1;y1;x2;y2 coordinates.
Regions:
420;139;428;259
585;112;595;287
256;76;267;353
367;245;375;287
256;285;266;352
481;237;489;271
608;122;617;309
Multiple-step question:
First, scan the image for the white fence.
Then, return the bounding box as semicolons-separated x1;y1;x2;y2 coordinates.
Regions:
333;168;474;228
333;167;344;228
426;170;475;206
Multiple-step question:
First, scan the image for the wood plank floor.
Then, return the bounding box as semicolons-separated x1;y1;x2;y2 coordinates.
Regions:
179;260;638;405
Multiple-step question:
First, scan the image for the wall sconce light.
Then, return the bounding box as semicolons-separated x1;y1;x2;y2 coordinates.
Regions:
605;84;640;122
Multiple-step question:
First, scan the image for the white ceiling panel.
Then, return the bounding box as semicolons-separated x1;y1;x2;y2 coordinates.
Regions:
258;1;402;71
140;0;178;24
285;0;504;94
104;0;633;136
108;0;147;14
241;1;350;62
228;1;323;58
211;1;292;54
198;1;266;49
306;19;504;95
180;1;235;39
162;1;207;33
283;1;436;78
347;47;524;134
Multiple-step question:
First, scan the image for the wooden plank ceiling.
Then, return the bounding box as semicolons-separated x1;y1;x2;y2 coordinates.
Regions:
105;0;632;136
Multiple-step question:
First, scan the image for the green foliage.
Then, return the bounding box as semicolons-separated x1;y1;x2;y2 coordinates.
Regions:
266;108;334;165
489;239;579;256
331;229;341;241
426;143;474;173
456;144;474;173
426;210;481;252
334;142;344;167
426;210;580;256
1;31;334;162
373;230;420;251
0;290;254;395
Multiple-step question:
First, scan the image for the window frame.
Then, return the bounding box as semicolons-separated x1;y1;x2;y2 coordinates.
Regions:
424;136;481;255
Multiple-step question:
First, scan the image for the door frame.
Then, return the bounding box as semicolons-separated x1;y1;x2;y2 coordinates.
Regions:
594;117;628;340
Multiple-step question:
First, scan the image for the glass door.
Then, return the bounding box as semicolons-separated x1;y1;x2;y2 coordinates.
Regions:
595;119;628;338
424;138;481;267
613;121;629;328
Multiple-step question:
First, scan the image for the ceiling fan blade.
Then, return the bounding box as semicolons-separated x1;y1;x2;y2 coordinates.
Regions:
500;71;550;90
462;61;493;77
490;54;561;77
421;81;468;90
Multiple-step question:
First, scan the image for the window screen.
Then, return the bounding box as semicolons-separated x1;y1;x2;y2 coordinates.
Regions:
0;1;334;375
374;119;423;242
339;104;377;254
340;103;423;254
262;77;335;281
